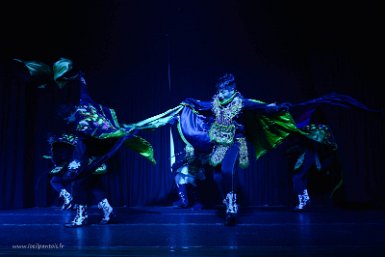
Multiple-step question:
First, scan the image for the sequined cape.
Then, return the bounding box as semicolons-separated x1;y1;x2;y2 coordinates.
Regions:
127;96;305;160
127;90;382;161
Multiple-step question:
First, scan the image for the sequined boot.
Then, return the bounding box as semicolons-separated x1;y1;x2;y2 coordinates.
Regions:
224;191;238;226
294;189;311;211
98;198;115;224
64;204;88;228
59;189;73;211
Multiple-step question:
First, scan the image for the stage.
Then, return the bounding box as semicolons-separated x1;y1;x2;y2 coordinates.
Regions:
1;205;384;256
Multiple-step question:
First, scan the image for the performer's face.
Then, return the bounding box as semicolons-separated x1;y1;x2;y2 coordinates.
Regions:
217;88;234;101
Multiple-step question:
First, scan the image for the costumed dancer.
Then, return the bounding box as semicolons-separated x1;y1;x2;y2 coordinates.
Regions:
285;108;342;211
204;74;293;225
287;122;339;210
126;73;297;226
171;144;208;210
15;58;156;228
286;93;384;211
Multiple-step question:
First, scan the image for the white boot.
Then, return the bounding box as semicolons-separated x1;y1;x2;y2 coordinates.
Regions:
295;189;311;211
224;191;238;226
59;189;73;211
98;198;114;224
64;204;88;228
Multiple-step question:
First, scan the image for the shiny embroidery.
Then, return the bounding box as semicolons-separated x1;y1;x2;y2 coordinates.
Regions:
209;95;243;145
211;94;243;125
68;160;81;170
237;137;249;169
210;144;230;167
209;94;245;167
75;104;118;135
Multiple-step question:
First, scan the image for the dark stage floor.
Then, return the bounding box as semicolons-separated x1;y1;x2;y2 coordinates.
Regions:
1;205;385;256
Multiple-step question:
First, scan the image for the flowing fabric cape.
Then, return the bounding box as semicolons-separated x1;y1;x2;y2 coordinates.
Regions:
127;97;304;160
126;92;382;161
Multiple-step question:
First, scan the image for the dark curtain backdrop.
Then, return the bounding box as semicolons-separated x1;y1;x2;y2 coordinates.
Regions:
1;0;384;210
